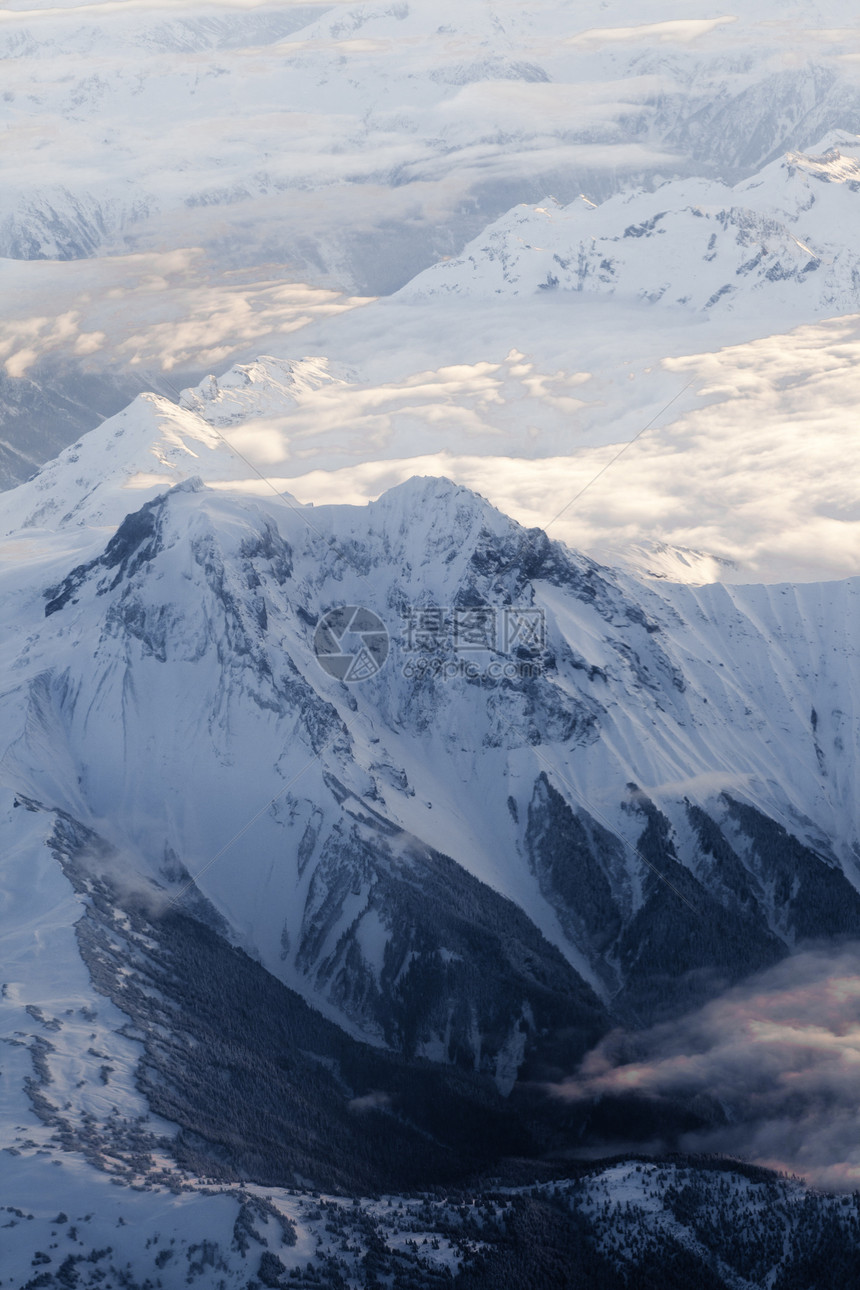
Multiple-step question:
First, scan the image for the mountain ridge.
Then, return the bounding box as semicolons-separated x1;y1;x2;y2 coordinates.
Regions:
399;133;860;320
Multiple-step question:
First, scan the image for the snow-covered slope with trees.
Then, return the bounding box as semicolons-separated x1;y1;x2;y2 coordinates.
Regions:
3;1151;858;1288
1;403;860;1270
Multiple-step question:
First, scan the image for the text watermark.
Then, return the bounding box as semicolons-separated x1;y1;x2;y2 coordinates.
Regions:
313;604;546;684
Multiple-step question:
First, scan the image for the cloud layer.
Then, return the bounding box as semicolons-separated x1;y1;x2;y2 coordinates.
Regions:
196;307;860;584
0;250;369;378
547;943;860;1191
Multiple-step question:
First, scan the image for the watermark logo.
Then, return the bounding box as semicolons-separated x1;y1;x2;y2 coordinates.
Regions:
402;605;546;682
313;604;545;684
313;605;390;682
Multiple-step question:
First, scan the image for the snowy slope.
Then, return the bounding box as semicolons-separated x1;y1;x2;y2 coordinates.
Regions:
2;1151;858;1287
3;0;860;1268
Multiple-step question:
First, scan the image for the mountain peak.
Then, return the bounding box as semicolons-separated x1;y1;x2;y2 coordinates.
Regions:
179;355;352;428
363;474;519;550
371;473;489;510
783;134;860;184
0;355;331;537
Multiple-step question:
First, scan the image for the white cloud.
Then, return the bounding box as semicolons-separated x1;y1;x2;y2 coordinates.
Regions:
0;0;339;19
184;312;860;584
568;17;738;49
0;250;370;377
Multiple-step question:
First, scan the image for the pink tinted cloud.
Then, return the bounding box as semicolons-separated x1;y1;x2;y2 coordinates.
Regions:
547;944;860;1190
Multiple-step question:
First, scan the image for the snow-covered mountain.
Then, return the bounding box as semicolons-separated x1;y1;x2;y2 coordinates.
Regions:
3;1150;859;1287
2;393;859;1078
25;307;860;588
1;392;859;1258
2;319;860;1281
6;137;860;583
401;133;860;320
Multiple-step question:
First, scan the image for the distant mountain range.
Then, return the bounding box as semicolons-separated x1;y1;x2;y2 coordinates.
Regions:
401;134;860;321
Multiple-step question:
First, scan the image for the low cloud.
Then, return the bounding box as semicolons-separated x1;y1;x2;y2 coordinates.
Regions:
0;0;339;21
547;944;860;1191
567;18;738;49
68;841;178;919
0;250;369;378
348;1090;392;1114
224;310;860;584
